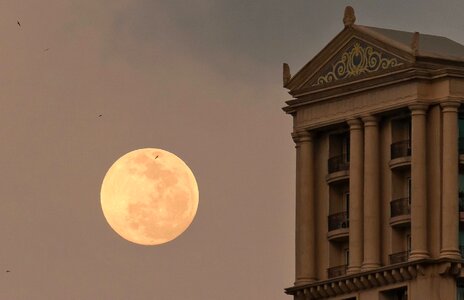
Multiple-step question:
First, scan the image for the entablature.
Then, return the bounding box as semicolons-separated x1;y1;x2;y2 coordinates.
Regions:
285;259;463;299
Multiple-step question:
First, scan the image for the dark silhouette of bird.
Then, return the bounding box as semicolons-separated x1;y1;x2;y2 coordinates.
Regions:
17;21;21;27
44;48;49;52
98;114;102;117
155;155;159;159
6;270;10;273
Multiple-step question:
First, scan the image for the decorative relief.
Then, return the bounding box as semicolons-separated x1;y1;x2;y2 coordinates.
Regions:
313;42;404;86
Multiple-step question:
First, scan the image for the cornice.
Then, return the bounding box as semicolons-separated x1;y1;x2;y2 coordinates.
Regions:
282;68;464;115
285;259;463;299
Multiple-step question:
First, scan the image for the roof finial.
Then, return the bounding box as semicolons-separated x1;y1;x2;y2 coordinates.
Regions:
283;63;291;86
343;6;356;27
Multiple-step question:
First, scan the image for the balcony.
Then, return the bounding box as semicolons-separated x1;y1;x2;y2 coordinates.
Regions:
327;264;347;278
389;251;410;264
327;154;350;183
389;140;411;170
390;197;411;227
327;211;349;241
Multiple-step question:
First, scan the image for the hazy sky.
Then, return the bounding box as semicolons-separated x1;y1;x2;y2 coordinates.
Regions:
1;1;463;299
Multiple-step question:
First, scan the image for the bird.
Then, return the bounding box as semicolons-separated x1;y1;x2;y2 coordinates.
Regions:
155;155;159;159
17;20;21;27
6;270;10;273
98;114;102;117
44;48;49;52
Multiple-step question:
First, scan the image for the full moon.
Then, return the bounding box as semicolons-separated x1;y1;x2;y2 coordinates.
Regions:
100;148;199;245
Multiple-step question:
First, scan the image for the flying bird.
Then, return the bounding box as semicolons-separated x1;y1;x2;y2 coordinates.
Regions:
155;155;159;159
98;114;102;117
17;21;21;27
44;48;49;52
6;270;10;273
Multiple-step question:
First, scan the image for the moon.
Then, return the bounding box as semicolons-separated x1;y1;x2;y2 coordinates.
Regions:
100;148;199;245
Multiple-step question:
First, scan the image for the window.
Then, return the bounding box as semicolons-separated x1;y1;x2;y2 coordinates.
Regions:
345;192;350;219
458;278;464;300
381;286;407;300
344;248;350;266
407;177;411;206
459;114;464;138
342;134;350;163
459;114;464;154
406;234;411;254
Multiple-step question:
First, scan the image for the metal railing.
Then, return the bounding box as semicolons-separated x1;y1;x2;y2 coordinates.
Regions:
391;140;411;159
389;251;410;264
327;265;347;278
390;198;411;218
328;211;349;231
328;154;350;174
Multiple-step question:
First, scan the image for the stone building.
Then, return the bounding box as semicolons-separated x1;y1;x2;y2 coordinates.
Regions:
283;7;464;300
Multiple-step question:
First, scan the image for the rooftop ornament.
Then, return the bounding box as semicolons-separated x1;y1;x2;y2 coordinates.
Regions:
343;6;356;27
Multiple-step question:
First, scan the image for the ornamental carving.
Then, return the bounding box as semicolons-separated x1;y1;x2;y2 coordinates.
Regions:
313;42;403;86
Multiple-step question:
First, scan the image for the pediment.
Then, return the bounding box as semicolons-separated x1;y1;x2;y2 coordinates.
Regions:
285;28;415;96
309;38;407;87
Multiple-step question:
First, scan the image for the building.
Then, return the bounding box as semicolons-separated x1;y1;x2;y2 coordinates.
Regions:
282;7;464;300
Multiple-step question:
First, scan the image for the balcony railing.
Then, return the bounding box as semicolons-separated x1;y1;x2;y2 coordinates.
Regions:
328;154;350;174
327;264;347;278
391;140;411;160
389;251;410;264
328;211;349;231
390;198;411;218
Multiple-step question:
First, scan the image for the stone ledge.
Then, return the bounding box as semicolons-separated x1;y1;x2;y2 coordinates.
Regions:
285;259;463;299
326;170;349;184
389;156;411;170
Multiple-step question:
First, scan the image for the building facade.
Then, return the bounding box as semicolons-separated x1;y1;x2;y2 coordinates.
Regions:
283;7;464;300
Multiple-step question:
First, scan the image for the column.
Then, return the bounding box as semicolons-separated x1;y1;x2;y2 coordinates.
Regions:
347;119;363;274
440;101;461;259
409;104;430;260
362;115;381;270
293;130;316;285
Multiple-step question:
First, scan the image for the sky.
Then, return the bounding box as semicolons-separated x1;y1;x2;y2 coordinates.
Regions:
0;1;463;299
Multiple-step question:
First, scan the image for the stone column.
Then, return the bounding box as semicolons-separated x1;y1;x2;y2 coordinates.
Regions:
293;130;316;285
440;101;461;259
362;115;381;270
409;104;430;260
347;119;363;274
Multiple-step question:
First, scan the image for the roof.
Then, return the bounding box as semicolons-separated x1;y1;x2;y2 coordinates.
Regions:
282;6;464;100
359;25;464;61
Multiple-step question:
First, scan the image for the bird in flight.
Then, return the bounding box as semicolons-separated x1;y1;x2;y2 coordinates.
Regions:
155;155;159;159
44;48;49;52
6;270;10;273
17;21;21;27
98;114;102;117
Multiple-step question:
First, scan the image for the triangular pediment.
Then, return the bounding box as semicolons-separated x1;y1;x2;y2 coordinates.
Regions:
285;27;415;96
308;38;408;87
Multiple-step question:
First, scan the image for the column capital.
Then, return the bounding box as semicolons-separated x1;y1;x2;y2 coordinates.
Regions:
361;115;379;127
292;130;313;144
440;100;461;113
347;118;363;130
409;103;429;115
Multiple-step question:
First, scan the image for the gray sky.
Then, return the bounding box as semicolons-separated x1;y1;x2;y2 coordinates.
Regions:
0;1;463;299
